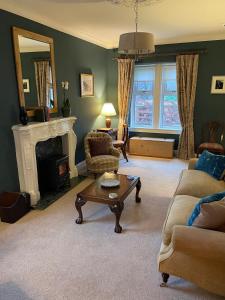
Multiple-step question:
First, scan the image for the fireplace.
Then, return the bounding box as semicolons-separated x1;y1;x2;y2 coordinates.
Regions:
12;117;78;206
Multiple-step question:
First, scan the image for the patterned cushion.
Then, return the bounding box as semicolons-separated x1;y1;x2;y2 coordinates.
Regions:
187;191;225;227
195;150;225;180
192;197;225;230
88;138;110;157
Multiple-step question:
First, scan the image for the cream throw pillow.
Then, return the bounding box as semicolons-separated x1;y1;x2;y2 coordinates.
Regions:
193;197;225;230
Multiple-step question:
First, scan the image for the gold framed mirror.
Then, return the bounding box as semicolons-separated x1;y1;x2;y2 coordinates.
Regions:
12;27;58;117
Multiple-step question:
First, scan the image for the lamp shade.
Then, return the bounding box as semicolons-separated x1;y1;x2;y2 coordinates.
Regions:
118;32;155;55
101;103;116;116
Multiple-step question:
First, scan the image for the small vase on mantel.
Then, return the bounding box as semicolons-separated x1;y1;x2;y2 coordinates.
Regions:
19;106;28;125
61;98;71;118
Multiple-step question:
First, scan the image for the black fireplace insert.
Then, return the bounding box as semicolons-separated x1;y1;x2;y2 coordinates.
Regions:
38;154;70;195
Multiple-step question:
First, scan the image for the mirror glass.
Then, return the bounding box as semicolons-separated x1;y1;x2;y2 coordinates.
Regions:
13;27;58;116
18;36;55;109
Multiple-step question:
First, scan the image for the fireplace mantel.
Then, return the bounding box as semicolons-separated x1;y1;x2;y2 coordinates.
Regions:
12;117;78;206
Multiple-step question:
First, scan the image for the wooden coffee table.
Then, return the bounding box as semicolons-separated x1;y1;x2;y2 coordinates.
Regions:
75;173;141;233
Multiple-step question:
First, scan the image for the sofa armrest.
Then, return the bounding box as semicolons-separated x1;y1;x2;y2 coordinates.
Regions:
171;225;225;262
110;147;120;158
188;158;198;170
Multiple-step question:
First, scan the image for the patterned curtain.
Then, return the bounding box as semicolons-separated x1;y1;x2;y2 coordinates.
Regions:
176;54;199;160
117;58;134;140
34;60;50;107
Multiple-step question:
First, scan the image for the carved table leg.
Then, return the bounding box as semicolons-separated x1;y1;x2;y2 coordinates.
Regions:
160;273;170;287
109;202;124;233
75;196;86;224
135;179;141;203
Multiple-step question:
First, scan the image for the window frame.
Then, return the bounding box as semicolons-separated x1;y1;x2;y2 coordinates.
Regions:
130;63;181;134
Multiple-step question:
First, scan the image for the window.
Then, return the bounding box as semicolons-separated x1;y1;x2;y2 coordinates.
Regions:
130;63;180;131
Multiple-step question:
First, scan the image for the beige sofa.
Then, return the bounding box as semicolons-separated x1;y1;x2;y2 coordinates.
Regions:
158;158;225;297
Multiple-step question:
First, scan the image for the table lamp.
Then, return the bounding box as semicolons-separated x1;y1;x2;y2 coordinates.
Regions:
101;103;116;128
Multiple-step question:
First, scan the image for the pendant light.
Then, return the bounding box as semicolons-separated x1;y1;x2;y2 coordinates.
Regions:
118;0;155;56
118;32;155;55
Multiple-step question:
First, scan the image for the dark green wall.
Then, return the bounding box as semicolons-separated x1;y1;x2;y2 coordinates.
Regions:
106;41;225;149
0;9;107;192
1;7;225;193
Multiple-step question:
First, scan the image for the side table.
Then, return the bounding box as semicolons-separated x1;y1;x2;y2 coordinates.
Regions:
96;128;118;140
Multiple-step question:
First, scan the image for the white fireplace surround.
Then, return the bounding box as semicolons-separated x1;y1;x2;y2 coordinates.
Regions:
12;117;78;206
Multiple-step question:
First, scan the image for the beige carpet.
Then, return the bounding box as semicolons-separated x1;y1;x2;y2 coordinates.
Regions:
0;156;223;300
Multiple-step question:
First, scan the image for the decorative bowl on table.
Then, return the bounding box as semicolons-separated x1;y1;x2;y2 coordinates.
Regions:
100;179;120;188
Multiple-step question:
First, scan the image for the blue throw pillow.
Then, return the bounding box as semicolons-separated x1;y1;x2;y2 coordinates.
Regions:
188;191;225;226
195;150;225;180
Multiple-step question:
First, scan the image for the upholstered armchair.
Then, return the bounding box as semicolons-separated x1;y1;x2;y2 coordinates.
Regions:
84;132;120;176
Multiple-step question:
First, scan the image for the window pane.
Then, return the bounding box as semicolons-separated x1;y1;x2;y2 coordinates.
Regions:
133;93;153;126
131;66;155;128
160;65;180;130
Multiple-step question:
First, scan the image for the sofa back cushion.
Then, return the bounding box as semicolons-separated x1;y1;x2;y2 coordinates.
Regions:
175;170;225;198
195;150;225;180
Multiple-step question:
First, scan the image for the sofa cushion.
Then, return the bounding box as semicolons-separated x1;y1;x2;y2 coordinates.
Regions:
175;169;225;198
188;192;225;229
163;195;200;246
195;150;225;180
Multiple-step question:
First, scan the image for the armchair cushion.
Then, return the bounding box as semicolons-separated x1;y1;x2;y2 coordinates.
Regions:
88;155;119;173
88;137;110;157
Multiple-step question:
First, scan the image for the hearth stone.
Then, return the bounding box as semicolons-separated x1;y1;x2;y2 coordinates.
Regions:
35;176;85;210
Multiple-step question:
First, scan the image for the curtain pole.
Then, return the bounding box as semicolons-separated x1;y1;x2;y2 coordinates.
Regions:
112;49;207;60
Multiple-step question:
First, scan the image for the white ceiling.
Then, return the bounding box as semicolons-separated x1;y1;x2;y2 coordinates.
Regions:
1;0;225;48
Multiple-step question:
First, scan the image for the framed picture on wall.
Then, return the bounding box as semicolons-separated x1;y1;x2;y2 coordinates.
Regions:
80;73;94;97
211;76;225;94
23;79;30;93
